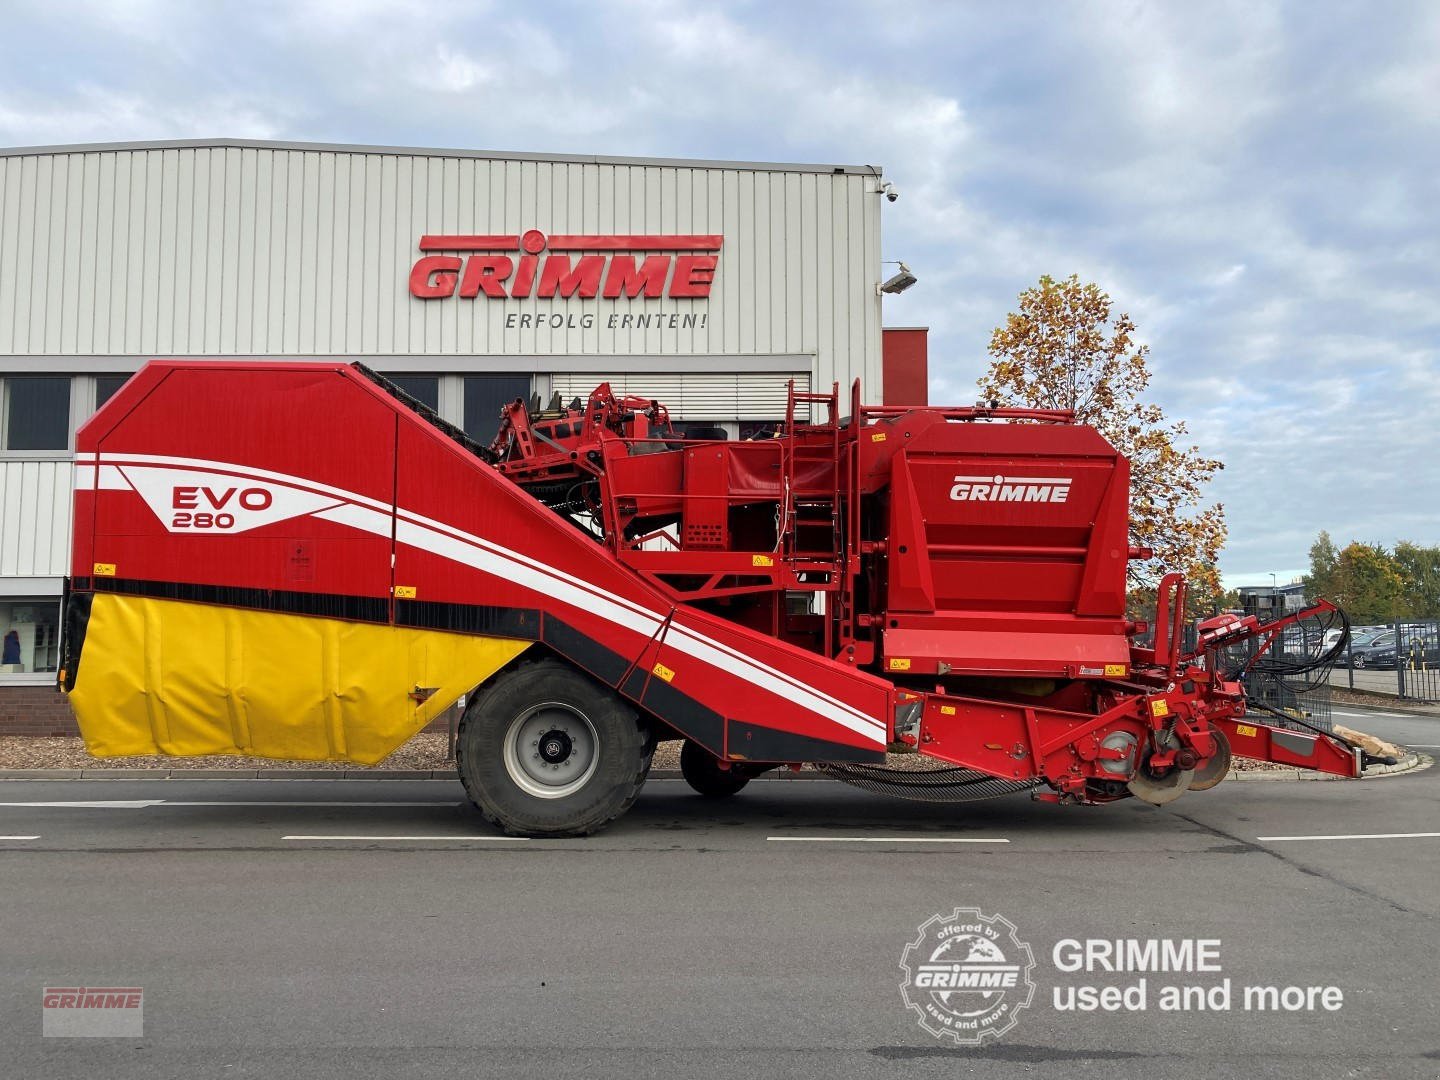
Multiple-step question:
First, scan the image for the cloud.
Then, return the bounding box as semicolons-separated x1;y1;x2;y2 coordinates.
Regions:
0;0;1435;582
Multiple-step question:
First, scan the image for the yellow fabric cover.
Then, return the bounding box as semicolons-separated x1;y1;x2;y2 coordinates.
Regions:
69;593;529;764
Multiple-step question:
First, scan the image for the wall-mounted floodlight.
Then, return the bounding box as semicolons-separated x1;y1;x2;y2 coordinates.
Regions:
878;261;917;295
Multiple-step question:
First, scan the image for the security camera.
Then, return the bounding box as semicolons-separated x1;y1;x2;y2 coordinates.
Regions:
878;261;917;295
879;181;898;203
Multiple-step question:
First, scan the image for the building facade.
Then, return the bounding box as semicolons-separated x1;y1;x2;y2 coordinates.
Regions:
0;138;909;722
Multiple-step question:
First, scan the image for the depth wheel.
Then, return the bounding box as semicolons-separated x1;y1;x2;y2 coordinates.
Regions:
679;740;755;798
1189;725;1232;791
1125;748;1195;806
457;658;651;836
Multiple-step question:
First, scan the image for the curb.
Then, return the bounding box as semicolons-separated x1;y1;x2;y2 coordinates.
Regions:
1358;751;1430;778
0;755;1430;783
0;768;464;781
0;767;829;781
1224;751;1430;783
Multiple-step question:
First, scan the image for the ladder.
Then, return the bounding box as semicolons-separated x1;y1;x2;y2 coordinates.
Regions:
781;381;842;565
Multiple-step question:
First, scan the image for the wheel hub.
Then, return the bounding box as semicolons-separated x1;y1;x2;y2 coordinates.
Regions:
539;730;573;764
502;703;600;800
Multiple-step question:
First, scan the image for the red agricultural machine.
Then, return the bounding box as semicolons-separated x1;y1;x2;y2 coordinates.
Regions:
61;361;1365;835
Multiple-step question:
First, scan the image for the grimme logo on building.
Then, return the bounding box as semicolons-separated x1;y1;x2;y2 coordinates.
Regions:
409;230;722;301
899;908;1036;1045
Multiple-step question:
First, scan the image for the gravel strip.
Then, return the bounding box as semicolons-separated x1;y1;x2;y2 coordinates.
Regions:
0;734;456;772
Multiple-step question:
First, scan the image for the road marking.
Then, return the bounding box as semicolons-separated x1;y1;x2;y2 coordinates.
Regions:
1256;832;1440;842
0;835;40;840
283;834;526;842
163;801;455;808
1405;744;1440;749
766;836;1009;844
0;800;166;808
0;800;451;809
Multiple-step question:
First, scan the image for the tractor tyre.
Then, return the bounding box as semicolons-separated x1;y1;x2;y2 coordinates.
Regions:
679;740;755;798
457;658;651;837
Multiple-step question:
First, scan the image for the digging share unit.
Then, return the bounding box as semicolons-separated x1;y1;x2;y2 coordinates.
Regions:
60;361;1367;834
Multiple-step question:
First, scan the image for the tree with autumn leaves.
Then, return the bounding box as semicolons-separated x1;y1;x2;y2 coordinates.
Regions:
978;275;1228;614
1303;531;1440;622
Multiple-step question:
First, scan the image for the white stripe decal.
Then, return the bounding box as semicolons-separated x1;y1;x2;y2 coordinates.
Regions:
664;623;884;741
98;452;395;513
389;516;665;640
390;507;881;736
98;453;887;742
394;504;667;627
332;508;884;741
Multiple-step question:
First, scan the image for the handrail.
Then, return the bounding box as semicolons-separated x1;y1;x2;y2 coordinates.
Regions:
859;404;1075;423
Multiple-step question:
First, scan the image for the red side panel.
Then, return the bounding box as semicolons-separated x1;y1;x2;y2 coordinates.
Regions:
77;363;395;608
875;415;1131;677
75;360;891;763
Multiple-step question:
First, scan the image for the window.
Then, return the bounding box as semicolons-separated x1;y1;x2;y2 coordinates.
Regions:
384;375;440;412
464;374;531;441
0;599;61;673
670;420;734;440
5;376;71;451
95;374;132;411
739;421;784;441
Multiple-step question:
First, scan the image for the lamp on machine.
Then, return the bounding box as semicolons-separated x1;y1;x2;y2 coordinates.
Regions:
877;261;917;295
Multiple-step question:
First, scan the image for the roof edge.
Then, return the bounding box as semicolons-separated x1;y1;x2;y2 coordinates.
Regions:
0;137;883;176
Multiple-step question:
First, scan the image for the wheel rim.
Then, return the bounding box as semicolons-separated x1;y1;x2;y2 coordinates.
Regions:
502;702;600;800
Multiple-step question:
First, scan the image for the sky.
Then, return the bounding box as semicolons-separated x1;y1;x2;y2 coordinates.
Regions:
1;0;1436;587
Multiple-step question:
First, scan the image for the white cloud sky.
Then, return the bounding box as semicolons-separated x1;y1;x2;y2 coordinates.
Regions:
1;0;1435;586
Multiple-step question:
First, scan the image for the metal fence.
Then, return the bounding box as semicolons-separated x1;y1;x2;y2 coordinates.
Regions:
1134;613;1335;731
1245;671;1333;733
1327;619;1440;702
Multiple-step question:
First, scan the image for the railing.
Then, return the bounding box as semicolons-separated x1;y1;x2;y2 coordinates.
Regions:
1329;619;1440;702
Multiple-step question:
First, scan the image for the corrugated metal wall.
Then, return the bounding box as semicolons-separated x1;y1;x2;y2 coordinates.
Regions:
0;461;71;577
0;142;886;607
0;145;883;390
547;371;810;421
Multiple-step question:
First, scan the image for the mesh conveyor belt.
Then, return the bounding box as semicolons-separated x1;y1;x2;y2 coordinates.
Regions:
814;762;1040;802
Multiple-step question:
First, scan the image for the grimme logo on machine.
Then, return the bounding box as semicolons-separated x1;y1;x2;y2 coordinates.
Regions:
899;908;1036;1045
409;230;722;301
949;474;1072;504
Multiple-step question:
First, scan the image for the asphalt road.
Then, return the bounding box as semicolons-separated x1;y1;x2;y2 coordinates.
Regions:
1324;665;1439;698
1330;703;1440;749
1;703;1437;1079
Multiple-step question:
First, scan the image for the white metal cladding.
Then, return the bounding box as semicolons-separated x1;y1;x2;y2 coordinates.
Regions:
0;460;72;576
547;372;811;422
0;143;885;392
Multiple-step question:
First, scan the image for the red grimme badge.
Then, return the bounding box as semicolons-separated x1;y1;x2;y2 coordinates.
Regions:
409;231;722;301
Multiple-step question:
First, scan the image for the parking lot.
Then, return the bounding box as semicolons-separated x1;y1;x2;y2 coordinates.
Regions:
1325;666;1440;701
1;703;1436;1080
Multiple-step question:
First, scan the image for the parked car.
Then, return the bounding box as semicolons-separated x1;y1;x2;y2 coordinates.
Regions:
1363;632;1440;670
1346;631;1394;668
